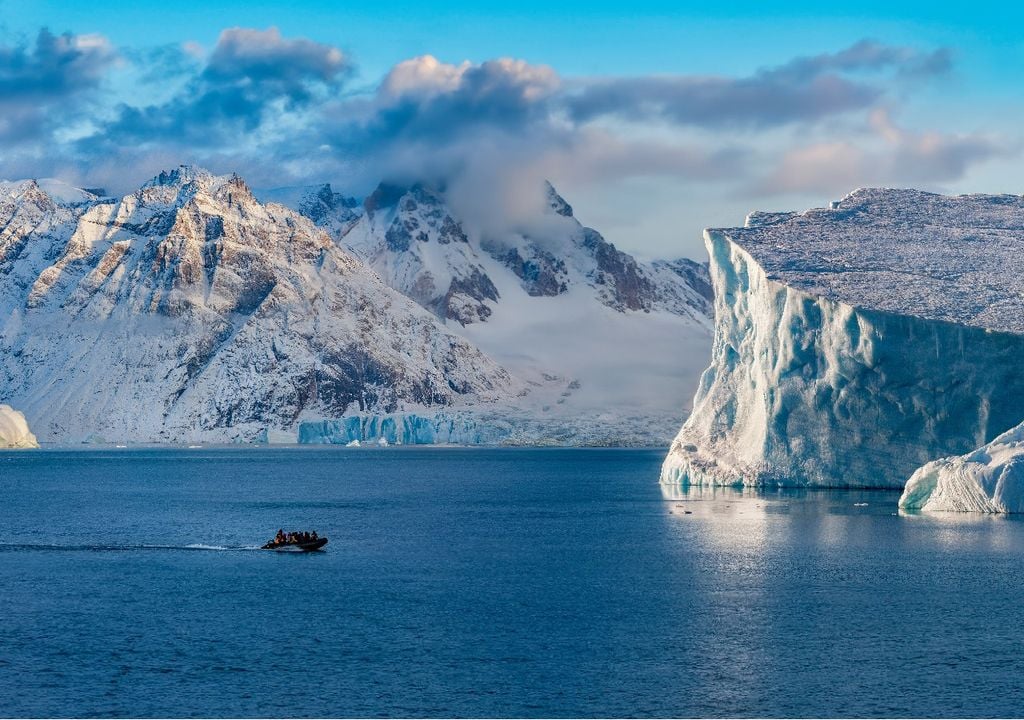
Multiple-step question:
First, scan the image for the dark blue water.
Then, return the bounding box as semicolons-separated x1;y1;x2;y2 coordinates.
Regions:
3;448;1024;717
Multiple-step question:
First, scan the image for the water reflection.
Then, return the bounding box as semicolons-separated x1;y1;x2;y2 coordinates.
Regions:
660;482;901;515
897;506;1020;552
660;481;1024;554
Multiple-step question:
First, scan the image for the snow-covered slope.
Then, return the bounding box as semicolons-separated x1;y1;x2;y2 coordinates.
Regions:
900;422;1024;513
280;180;715;441
0;167;524;443
0;404;38;449
662;189;1024;489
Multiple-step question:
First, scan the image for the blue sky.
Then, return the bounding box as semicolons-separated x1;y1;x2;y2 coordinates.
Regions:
1;0;1020;257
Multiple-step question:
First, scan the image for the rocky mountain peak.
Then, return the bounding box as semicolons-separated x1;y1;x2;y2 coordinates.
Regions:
1;179;52;209
544;181;574;218
144;165;216;190
364;182;410;216
137;165;258;211
295;183;360;226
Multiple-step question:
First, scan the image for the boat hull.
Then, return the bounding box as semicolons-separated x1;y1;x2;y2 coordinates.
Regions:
261;538;328;552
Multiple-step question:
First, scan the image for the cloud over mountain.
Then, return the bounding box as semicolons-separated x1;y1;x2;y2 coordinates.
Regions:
0;28;118;141
0;26;1008;254
81;27;350;150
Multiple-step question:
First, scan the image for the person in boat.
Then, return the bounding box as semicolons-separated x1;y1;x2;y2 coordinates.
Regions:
264;530;324;548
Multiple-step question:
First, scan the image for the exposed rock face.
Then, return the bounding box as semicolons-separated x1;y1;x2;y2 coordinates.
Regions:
0;167;522;443
484;240;569;298
581;227;656;312
295;184;360;228
654;258;715;306
343;183;498;325
662;189;1024;489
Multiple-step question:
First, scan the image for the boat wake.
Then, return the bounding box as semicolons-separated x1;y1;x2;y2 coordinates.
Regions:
0;542;263;553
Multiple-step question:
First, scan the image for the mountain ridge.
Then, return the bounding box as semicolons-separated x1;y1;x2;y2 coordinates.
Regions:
0;166;527;443
2;165;715;445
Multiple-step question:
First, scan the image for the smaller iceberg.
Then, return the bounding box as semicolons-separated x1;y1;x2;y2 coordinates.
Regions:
0;404;39;449
899;423;1024;513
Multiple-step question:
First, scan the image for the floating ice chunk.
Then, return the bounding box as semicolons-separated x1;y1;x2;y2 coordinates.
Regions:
0;404;39;449
900;423;1024;513
346;439;360;447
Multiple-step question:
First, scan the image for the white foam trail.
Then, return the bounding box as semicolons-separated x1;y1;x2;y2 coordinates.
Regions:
0;543;262;552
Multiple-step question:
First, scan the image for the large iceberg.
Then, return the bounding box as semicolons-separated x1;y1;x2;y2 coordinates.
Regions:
662;189;1024;488
899;422;1024;513
0;404;39;449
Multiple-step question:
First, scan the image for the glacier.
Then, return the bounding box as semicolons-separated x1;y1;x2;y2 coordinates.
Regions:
899;422;1024;513
662;189;1024;489
299;409;683;447
0;404;39;449
299;413;501;446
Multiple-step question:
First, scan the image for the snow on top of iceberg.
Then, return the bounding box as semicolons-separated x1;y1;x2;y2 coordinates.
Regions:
714;188;1024;334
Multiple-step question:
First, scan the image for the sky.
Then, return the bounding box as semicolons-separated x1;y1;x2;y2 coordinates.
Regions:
0;1;1021;259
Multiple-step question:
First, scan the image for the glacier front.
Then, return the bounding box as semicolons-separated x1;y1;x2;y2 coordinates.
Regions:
298;408;680;447
662;189;1024;489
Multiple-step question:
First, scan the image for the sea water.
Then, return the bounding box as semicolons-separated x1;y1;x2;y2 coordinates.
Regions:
2;447;1024;717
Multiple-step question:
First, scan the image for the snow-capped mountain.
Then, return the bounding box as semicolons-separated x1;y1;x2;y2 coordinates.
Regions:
290;179;712;326
0;166;716;445
271;179;715;442
0;167;524;443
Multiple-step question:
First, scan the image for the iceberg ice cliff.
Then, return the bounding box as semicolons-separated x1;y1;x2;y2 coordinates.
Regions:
0;404;38;449
899;422;1024;513
662;189;1024;488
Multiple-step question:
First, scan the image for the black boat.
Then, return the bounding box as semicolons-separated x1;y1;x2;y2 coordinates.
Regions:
261;535;328;552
